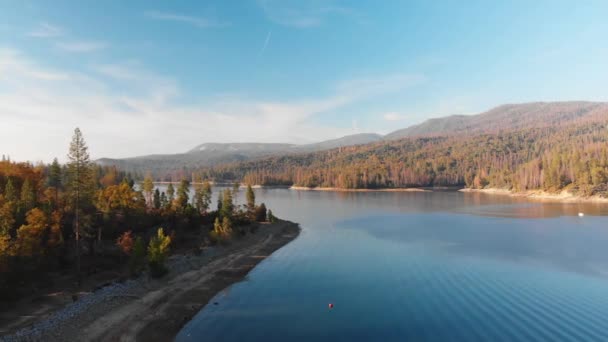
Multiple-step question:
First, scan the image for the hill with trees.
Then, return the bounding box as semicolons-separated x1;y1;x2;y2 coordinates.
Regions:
96;134;383;179
201;102;608;196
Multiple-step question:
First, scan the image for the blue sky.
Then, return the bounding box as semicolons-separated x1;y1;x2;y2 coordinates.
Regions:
1;0;608;162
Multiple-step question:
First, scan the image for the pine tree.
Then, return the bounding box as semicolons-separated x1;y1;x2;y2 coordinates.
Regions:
176;179;190;211
48;158;62;208
193;179;212;215
4;178;16;202
166;183;175;208
153;188;161;209
20;178;36;212
246;184;255;219
67;127;94;284
160;192;168;209
220;189;234;220
232;182;240;207
217;190;223;213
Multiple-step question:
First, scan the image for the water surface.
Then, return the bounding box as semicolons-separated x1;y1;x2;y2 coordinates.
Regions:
177;189;608;341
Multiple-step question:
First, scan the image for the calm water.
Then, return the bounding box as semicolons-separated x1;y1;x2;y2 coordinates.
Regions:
176;189;608;342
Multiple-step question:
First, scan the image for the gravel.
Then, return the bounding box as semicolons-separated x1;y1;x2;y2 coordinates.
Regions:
1;247;220;342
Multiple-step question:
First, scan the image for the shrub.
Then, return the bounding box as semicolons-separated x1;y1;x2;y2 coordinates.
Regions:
129;236;146;276
267;209;276;223
116;231;134;256
255;203;267;222
147;228;171;278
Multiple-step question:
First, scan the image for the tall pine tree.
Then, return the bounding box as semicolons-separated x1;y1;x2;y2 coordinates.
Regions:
67;127;94;284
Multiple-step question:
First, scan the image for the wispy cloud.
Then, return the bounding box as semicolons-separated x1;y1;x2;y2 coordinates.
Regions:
144;10;229;28
259;31;272;56
55;40;107;52
383;112;406;121
258;0;360;28
28;22;63;38
0;46;423;161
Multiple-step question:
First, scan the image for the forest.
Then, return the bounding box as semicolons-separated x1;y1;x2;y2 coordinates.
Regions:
203;120;608;196
0;129;273;301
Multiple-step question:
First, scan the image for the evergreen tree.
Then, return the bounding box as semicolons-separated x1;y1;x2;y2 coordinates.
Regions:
232;182;240;206
67;127;94;284
160;191;168;209
246;184;255;219
193;179;211;214
217;190;223;212
4;178;16;202
220;189;233;219
153;188;161;209
48;158;62;208
166;183;175;208
255;203;267;222
176;179;190;211
49;158;62;189
20;178;36;212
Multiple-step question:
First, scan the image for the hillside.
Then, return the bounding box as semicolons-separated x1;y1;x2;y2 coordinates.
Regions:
204;102;608;195
97;101;608;183
385;101;608;139
96;133;382;179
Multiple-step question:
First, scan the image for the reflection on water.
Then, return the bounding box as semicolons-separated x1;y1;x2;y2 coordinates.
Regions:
172;189;608;342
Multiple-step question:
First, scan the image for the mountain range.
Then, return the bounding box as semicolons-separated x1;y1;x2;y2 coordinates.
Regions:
96;101;608;178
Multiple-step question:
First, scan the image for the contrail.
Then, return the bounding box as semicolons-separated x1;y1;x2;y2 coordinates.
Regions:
259;30;272;57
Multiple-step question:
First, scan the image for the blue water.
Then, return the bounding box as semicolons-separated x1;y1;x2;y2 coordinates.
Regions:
177;189;608;341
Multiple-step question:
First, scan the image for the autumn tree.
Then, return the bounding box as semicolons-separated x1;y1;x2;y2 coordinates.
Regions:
142;172;154;208
15;208;47;257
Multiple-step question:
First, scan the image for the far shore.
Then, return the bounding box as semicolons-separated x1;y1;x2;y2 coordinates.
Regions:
460;188;608;204
289;186;431;192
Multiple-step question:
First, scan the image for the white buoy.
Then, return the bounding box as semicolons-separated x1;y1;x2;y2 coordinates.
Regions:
578;212;584;217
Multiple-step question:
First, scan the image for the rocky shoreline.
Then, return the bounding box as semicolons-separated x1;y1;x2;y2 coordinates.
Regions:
1;220;300;342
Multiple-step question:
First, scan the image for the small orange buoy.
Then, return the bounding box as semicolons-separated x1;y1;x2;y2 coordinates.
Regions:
329;303;334;309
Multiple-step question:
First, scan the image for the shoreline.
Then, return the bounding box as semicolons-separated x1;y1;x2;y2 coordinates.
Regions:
460;188;608;203
3;220;300;342
288;186;430;192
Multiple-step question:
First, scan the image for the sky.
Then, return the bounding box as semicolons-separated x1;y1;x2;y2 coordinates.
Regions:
1;0;608;162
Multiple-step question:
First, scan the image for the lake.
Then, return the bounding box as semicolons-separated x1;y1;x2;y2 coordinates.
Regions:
176;188;608;341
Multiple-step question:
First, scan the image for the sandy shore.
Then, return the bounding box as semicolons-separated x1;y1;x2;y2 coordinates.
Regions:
289;186;430;192
460;188;608;203
2;220;300;342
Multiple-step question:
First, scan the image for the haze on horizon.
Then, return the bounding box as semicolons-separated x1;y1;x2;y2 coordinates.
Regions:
1;0;607;163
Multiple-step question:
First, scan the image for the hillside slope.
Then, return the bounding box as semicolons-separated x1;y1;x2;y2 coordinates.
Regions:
385;101;608;139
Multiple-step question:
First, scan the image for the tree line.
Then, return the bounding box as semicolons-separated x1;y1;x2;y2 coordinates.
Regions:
0;129;273;300
201;121;608;196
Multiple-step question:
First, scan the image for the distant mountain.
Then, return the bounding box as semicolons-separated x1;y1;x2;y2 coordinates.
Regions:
385;101;608;140
296;133;383;151
98;101;608;179
96;133;382;178
187;142;294;154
